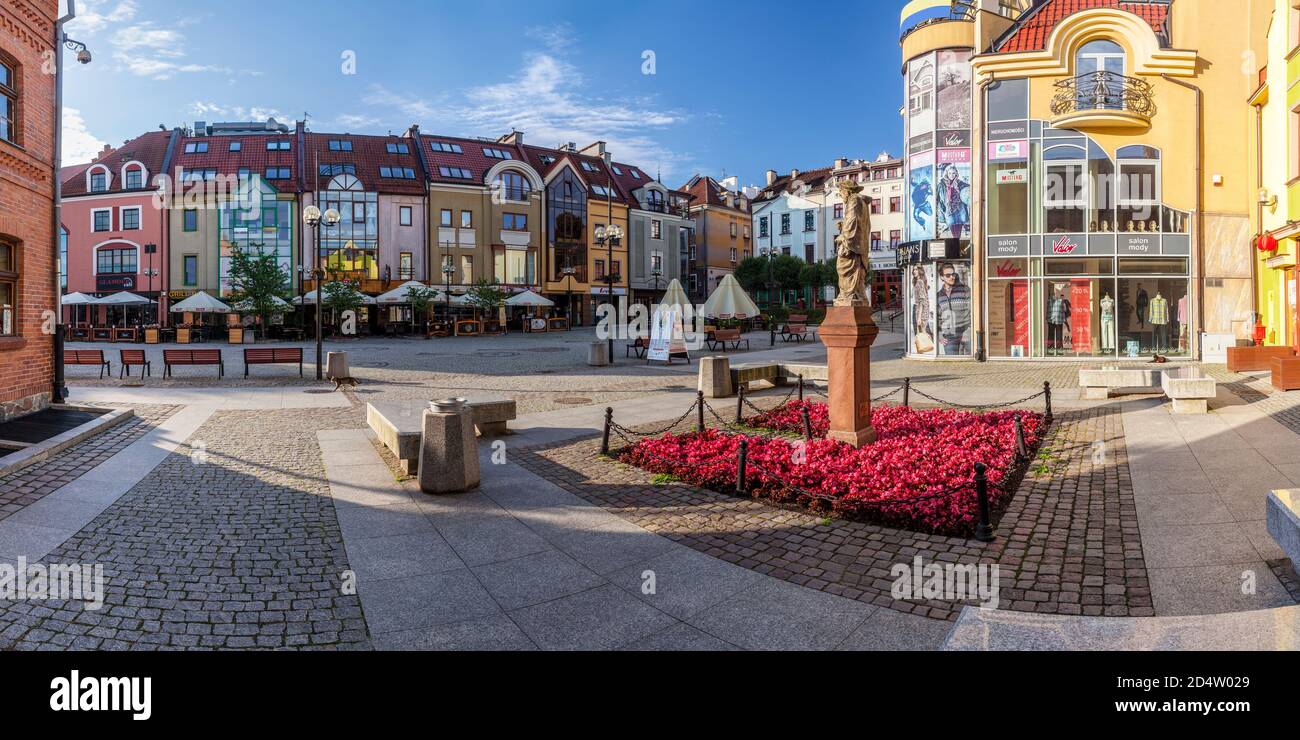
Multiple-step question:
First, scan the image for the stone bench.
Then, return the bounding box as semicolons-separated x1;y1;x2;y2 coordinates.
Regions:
1267;490;1300;578
1078;366;1161;400
367;397;517;474
726;362;829;395
1160;367;1215;414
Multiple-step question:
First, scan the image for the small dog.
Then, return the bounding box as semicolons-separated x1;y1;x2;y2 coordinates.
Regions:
1148;354;1168;364
331;376;359;391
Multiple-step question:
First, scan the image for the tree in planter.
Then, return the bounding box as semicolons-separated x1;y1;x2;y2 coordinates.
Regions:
321;279;365;335
404;284;438;336
466;278;508;321
226;246;290;333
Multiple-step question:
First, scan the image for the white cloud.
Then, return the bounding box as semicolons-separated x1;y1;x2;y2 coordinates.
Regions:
525;22;575;54
184;102;282;121
111;26;184;56
66;0;137;34
361;86;439;121
61;107;108;166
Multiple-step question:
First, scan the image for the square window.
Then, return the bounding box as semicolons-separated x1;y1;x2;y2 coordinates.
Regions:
122;209;140;230
93;210;111;232
440;209;452;227
460;210;472;228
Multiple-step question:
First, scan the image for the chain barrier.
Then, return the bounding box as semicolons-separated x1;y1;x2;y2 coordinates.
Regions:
907;386;1047;411
607;398;700;439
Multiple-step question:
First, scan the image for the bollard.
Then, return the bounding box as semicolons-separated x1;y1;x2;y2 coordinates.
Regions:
1014;416;1028;459
736;384;746;425
801;406;813;440
974;462;994;542
903;377;911;408
601;407;613;455
1043;381;1053;422
696;390;705;434
736;438;748;495
798;374;804;401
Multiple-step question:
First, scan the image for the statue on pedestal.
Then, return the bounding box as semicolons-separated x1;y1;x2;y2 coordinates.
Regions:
834;179;871;307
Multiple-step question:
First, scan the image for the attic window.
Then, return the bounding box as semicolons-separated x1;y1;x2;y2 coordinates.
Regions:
266;140;291;151
630;169;641;179
432;141;463;154
580;161;600;173
386;142;409;154
328;139;353;151
612;165;623;175
438;166;473;179
483;147;513;160
184;142;208;154
229;140;242;152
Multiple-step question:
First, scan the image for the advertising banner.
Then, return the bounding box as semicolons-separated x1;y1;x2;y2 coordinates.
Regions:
908;54;936;137
908;151;935;243
935;161;971;241
936;50;972;130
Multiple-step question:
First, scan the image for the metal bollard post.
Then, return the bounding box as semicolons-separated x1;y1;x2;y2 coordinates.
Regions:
801;406;813;440
736;438;748;495
601;407;613;455
798;374;804;401
1014;416;1028;459
696;390;705;434
1043;381;1053;422
735;384;746;424
903;377;911;408
974;462;994;542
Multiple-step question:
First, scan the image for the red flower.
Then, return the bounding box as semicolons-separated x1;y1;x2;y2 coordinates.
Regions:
620;403;1043;537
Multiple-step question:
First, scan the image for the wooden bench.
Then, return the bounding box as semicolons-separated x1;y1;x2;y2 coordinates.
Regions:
244;347;303;377
163;349;224;378
779;323;813;342
706;328;749;352
1227;345;1295;373
65;349;111;379
119;349;151;379
367;398;518;474
626;336;648;358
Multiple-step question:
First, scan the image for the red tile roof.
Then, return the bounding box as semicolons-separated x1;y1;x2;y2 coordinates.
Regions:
518;144;638;207
995;0;1170;53
678;175;749;213
753;167;833;204
62;130;174;197
302;132;426;195
170;130;299;191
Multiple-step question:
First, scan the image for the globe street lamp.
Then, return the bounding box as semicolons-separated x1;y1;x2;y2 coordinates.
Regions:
595;223;623;363
303;204;341;380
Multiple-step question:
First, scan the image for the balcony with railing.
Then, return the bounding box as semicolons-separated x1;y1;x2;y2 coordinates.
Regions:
1050;71;1156;131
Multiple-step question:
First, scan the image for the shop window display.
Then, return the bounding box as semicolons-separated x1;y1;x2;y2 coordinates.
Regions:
988;278;1031;357
1117;278;1188;356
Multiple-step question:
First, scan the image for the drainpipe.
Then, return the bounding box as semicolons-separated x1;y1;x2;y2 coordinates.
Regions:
972;73;996;362
1162;74;1205;358
1253;95;1264;343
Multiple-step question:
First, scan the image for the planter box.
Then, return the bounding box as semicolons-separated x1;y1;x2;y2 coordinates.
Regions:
1272;356;1300;391
1227;345;1294;373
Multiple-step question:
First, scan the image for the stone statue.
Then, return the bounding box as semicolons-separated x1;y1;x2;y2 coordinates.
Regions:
834;179;871;306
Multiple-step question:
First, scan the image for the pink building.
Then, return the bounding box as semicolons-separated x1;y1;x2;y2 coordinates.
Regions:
61;130;177;326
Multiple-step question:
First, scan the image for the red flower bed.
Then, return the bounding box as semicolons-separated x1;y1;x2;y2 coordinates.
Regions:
620;403;1043;536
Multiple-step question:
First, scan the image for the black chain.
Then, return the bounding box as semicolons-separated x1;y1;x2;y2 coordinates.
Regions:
608;399;699;439
907;386;1046;410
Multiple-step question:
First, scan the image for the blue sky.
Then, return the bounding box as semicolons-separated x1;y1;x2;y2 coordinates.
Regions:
61;0;906;189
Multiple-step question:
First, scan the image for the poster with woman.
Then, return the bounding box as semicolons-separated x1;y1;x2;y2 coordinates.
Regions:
936;50;973;130
935;157;972;240
909;263;935;355
909;151;935;242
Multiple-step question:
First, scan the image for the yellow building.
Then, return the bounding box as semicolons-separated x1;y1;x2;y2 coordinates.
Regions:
899;0;1271;361
1252;0;1300;349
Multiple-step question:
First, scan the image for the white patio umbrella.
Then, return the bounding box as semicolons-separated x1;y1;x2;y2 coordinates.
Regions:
95;291;154;306
376;281;437;305
657;278;692;315
294;289;377;305
700;274;761;320
170;291;232;313
231;295;293;314
61;292;96;306
504;290;554;307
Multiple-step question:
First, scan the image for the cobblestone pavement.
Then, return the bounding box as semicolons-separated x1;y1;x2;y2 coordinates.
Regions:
515;401;1150;622
0;404;179;522
0;407;371;651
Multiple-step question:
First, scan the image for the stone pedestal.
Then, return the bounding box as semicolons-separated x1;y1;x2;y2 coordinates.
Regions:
818;305;879;447
418;399;480;494
698;356;733;398
587;341;609;366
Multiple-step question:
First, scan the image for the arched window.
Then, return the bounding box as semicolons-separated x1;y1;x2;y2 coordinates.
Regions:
646;189;664;212
1075;39;1126;110
497;171;531;201
0;51;16;145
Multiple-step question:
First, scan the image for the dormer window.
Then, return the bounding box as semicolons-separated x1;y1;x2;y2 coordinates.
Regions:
125;167;143;190
90;170;107;192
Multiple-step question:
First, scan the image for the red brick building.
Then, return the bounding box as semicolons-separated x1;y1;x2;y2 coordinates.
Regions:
0;0;58;421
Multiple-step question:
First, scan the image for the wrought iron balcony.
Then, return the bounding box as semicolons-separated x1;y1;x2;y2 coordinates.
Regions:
1051;71;1155;130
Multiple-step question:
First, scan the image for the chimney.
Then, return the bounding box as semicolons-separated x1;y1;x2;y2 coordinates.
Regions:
498;130;524;145
834;158;847;169
765;169;777;186
579;140;606;157
94;144;113;162
790;168;799;179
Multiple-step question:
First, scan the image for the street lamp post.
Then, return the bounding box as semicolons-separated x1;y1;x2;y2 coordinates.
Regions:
52;2;92;404
442;256;454;322
561;265;576;330
594;223;623;363
302;204;341;380
767;246;776;347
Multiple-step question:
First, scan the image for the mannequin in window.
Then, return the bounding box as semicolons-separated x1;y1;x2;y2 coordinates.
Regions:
1136;220;1146;232
1177;293;1189;352
1100;293;1116;353
1148;220;1159;232
1126;220;1135;232
1100;220;1111;233
1047;285;1071;355
1135;283;1149;327
1149;291;1170;352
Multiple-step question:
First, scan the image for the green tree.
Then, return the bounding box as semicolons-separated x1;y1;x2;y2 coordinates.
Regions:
321;279;364;331
226;246;289;331
771;254;803;303
466;278;508;316
734;256;768;296
404;284;438;331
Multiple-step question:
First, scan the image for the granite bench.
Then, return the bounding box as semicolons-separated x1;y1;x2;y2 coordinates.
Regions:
367;397;517;474
1077;366;1161;400
1159;367;1215;414
1267;490;1300;579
